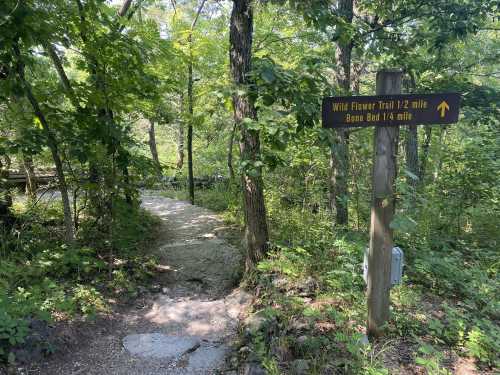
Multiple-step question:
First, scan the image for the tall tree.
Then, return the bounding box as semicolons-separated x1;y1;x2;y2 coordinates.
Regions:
176;93;185;170
0;158;13;228
22;154;37;200
186;0;207;205
230;0;269;270
405;124;419;200
148;119;161;170
329;0;352;226
227;123;237;179
13;45;76;242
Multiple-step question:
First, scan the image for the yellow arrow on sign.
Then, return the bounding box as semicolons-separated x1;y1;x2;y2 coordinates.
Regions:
437;101;450;118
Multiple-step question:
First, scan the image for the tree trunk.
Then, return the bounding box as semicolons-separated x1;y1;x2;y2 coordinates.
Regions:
75;0;133;216
43;41;80;108
184;0;207;204
122;163;133;205
405;125;419;207
329;0;353;227
14;44;75;242
351;61;366;94
0;159;13;228
419;125;432;184
227;122;237;179
176;123;185;169
118;0;133;17
329;130;349;225
23;154;37;200
433;126;447;182
230;0;269;270
176;94;185;170
187;45;195;205
4;155;11;170
148;119;161;170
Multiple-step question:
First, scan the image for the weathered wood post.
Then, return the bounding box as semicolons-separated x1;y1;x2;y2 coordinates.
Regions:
321;69;460;337
367;69;402;338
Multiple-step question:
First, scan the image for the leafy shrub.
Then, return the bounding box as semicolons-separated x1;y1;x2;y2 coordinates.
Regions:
71;285;108;317
0;308;29;362
415;344;452;375
0;199;160;363
465;320;500;367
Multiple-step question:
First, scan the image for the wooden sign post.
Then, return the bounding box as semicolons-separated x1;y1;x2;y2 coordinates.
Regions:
367;69;402;338
321;70;461;338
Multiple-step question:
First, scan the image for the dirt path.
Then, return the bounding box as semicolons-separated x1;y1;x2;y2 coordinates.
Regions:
32;193;249;375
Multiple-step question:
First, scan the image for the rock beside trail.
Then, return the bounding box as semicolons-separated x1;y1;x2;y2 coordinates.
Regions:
243;362;267;375
243;310;278;338
290;359;310;375
187;344;228;369
243;312;268;336
123;333;200;359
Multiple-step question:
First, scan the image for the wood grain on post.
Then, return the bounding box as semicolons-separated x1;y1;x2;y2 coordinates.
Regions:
367;69;402;338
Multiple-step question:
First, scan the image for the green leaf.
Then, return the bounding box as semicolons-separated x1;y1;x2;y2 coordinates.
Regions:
261;67;276;84
404;169;419;181
262;94;275;106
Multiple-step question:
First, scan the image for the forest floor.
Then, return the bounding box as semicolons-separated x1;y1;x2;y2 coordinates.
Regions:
22;193;249;375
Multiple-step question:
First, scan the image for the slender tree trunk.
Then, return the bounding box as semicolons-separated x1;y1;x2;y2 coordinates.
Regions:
118;0;133;17
75;0;135;214
43;40;107;215
176;94;185;170
230;0;269;270
184;0;207;204
329;0;353;227
23;154;37;200
148;119;161;170
4;155;11;170
43;39;107;216
187;43;195;205
227;122;237;179
419;125;432;184
14;45;75;242
433;126;447;182
43;41;79;108
329;130;349;225
122;163;133;205
351;61;366;95
177;123;185;169
0;159;13;228
405;125;419;208
63;6;104;214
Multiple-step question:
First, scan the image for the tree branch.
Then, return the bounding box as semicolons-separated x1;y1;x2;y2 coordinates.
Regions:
42;41;80;109
118;0;133;17
191;0;208;31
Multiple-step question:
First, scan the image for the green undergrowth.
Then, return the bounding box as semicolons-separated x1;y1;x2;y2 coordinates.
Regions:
0;198;160;362
177;185;499;374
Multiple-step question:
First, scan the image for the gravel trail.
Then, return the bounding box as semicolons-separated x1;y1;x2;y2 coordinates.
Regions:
31;193;248;375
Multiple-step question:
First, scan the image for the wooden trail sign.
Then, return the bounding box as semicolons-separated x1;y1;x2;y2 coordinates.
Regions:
322;93;460;128
321;70;462;339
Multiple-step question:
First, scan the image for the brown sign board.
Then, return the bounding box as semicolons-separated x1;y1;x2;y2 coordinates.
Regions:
322;93;460;128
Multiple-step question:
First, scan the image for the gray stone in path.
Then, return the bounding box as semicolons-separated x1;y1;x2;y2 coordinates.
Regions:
123;333;229;371
123;333;199;359
187;345;228;369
